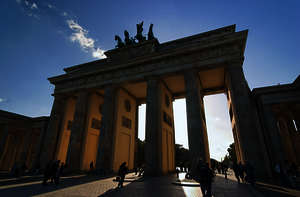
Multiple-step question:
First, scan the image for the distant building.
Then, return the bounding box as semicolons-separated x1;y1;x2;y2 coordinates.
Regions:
0;110;49;171
253;75;300;168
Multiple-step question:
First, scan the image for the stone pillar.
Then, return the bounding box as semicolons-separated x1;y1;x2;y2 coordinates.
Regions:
262;106;285;165
96;86;117;172
134;104;139;169
145;79;162;175
278;114;297;163
32;120;49;169
226;64;272;178
184;70;210;171
67;91;89;171
0;125;9;166
40;96;66;168
19;129;32;165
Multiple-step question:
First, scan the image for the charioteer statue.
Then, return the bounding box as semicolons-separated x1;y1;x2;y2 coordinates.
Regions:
114;22;156;48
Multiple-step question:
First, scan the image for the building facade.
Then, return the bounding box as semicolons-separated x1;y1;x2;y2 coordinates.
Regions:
0;110;49;171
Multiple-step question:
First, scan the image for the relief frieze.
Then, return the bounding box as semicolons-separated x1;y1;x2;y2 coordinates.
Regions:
54;43;241;93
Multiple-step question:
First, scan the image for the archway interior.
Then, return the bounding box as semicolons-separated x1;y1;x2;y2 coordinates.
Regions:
137;94;234;163
203;93;234;162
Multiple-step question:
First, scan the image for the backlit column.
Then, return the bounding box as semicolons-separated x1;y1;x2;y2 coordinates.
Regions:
262;106;285;165
32;120;49;169
134;104;139;169
80;93;103;171
40;96;66;168
96;86;117;172
145;79;163;175
278;112;297;163
67;91;89;171
19;129;33;165
0;125;9;167
184;70;210;171
226;63;272;178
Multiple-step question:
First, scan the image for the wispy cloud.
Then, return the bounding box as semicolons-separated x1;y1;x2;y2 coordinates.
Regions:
0;98;7;103
16;0;106;59
67;20;105;58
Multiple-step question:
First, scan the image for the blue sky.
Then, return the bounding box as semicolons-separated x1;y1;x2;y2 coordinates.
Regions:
0;0;299;160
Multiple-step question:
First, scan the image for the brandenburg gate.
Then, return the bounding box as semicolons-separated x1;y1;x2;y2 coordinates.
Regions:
41;24;272;178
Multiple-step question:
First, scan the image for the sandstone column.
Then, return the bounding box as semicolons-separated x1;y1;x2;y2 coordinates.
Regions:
32;120;49;169
226;63;272;178
19;129;33;165
184;70;210;171
134;104;139;169
145;79;162;175
40;96;66;168
96;86;117;172
0;125;9;167
67;91;89;171
262;106;285;165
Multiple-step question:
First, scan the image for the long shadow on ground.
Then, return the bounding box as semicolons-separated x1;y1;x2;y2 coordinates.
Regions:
99;176;187;197
0;174;111;196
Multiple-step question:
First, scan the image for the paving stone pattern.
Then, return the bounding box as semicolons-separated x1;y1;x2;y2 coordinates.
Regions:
0;172;267;197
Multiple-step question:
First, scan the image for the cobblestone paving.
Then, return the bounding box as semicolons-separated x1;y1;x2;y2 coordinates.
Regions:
0;172;267;197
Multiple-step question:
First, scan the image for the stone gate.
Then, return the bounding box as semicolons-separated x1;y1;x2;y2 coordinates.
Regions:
41;25;272;178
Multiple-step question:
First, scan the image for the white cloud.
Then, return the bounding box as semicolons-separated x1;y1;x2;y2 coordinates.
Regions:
16;0;22;4
67;20;106;59
48;4;53;9
62;12;68;16
93;48;106;59
31;2;38;9
0;98;6;103
24;0;29;6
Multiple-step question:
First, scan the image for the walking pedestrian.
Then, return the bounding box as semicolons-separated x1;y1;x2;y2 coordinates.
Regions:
196;159;214;197
232;162;240;183
117;162;128;188
238;162;245;182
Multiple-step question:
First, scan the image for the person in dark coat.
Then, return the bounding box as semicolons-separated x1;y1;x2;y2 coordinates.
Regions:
196;160;214;197
42;161;53;186
244;161;255;185
238;162;245;182
117;162;128;188
232;162;240;183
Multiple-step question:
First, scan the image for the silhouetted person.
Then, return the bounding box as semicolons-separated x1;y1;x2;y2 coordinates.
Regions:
245;161;255;185
196;160;214;197
21;162;27;176
117;162;128;188
134;167;138;175
42;160;53;185
52;160;60;185
287;162;297;188
222;163;228;179
138;164;144;177
59;162;65;177
232;162;240;183
176;168;180;179
89;161;94;174
238;162;245;182
217;165;222;174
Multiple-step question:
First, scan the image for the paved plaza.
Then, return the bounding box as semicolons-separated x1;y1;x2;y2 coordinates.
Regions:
2;171;298;197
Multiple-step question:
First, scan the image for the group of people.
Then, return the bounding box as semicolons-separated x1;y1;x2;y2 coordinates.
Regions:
42;160;65;186
274;161;298;188
232;161;255;184
191;159;257;196
216;163;228;179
